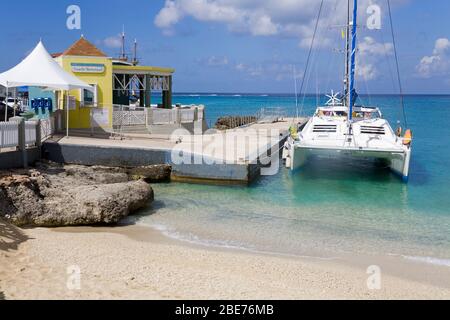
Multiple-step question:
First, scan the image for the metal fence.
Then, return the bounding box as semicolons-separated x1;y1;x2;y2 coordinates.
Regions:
0;119;45;151
151;108;178;125
40;117;55;141
112;105;205;129
25;121;37;146
180;108;196;123
0;122;19;149
113;105;147;127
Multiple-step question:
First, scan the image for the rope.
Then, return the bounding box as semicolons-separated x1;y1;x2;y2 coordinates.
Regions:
294;65;299;121
298;0;324;116
387;0;408;128
380;29;401;121
380;30;397;94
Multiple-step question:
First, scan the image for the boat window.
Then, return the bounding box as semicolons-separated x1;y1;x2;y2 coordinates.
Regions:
364;112;372;119
335;111;347;117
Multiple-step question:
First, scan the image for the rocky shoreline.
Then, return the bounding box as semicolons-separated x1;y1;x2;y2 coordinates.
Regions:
215;116;258;130
0;162;171;227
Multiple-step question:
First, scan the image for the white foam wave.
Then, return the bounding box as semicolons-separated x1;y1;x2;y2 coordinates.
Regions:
141;222;337;261
402;255;450;267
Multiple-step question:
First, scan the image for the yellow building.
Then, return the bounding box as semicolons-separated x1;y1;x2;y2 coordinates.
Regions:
52;36;174;130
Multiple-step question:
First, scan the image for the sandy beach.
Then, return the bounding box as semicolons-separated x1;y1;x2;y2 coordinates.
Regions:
1;219;450;300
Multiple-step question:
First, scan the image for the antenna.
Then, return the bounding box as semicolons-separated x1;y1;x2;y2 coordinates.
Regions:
132;39;139;66
120;25;127;61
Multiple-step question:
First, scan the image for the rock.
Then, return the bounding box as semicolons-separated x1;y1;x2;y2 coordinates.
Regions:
215;116;257;130
0;165;154;227
127;165;171;183
35;162;130;186
34;162;171;184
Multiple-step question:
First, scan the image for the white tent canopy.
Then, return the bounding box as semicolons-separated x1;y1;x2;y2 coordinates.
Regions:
0;41;92;90
0;41;94;135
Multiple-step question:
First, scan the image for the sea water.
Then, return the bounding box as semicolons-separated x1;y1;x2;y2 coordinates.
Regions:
134;94;450;264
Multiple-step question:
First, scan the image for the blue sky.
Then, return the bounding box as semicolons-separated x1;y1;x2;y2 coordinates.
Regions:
2;0;450;94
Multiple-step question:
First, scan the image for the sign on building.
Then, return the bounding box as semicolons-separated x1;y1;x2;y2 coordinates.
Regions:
71;63;105;74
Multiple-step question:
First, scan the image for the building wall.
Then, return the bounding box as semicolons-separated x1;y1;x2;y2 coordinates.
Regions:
56;56;113;129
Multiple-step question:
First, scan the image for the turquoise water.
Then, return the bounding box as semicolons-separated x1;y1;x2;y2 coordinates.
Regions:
136;94;450;263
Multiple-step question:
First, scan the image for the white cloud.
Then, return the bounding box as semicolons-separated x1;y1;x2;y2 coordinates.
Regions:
358;36;393;56
154;0;348;46
153;0;409;48
356;36;393;80
154;1;183;28
417;38;450;78
235;62;301;82
206;55;229;66
433;38;450;55
235;63;246;71
357;63;378;81
248;14;278;36
103;34;122;48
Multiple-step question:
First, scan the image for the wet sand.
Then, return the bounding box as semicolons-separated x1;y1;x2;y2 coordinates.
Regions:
1;221;450;300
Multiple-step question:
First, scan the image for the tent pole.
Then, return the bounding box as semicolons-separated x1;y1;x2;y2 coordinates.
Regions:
4;86;9;122
66;91;69;137
14;88;17;117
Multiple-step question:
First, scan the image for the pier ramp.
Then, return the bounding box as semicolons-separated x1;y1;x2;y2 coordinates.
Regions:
43;118;305;184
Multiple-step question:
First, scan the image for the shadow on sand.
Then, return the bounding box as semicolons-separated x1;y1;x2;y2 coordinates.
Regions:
0;218;30;252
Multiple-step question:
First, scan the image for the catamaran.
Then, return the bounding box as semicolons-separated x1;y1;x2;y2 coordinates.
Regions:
283;0;412;181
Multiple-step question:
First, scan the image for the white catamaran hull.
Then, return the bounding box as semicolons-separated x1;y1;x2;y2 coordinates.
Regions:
289;144;412;181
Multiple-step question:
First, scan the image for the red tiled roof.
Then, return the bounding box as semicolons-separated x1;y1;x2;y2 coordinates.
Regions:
62;37;107;57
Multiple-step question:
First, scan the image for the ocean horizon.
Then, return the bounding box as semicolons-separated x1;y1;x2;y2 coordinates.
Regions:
168;92;450;97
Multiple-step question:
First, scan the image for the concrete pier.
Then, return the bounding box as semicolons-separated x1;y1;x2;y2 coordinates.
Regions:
42;118;306;184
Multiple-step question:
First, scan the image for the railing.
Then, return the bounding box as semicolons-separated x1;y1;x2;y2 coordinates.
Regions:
0;122;19;149
113;105;147;127
112;105;205;128
151;108;178;125
180;108;196;123
0;115;60;154
25;121;37;146
40;117;55;141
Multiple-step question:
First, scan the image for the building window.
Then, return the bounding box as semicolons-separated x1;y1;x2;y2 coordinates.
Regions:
80;84;98;107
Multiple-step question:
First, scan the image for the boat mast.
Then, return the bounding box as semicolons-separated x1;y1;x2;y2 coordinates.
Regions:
348;0;358;123
120;26;127;61
344;0;350;107
132;39;139;66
